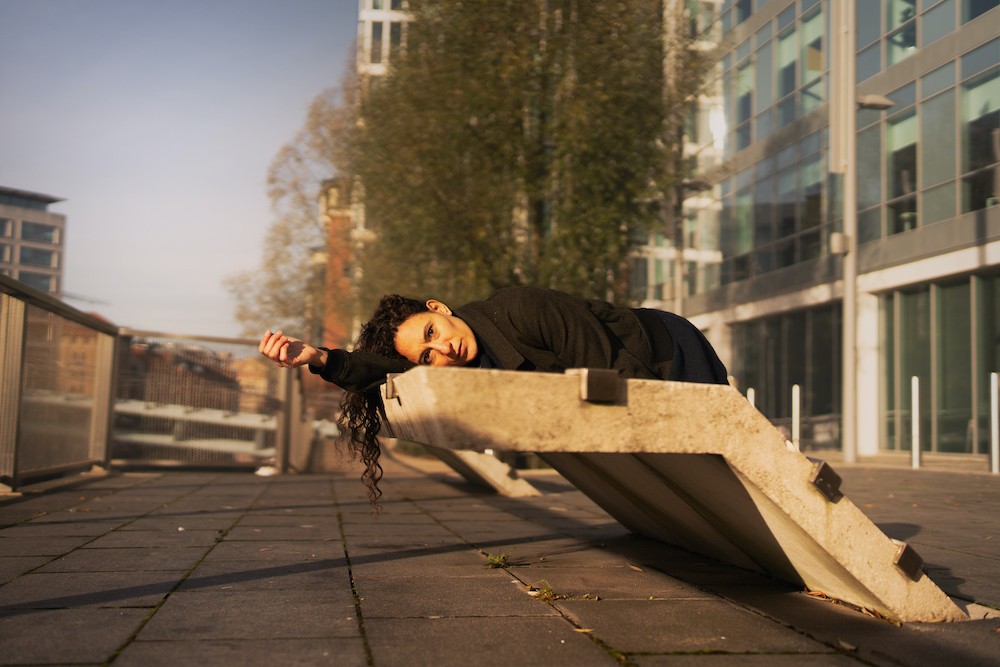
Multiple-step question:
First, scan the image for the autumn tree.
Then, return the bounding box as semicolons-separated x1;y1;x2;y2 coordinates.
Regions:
349;0;693;309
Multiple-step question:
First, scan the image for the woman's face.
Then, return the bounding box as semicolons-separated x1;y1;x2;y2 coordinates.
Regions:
394;300;479;366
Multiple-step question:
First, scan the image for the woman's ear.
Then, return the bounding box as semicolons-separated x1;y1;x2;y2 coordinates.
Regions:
425;299;452;315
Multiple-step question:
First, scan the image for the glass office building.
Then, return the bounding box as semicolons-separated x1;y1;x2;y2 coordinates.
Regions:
637;0;999;463
0;186;66;297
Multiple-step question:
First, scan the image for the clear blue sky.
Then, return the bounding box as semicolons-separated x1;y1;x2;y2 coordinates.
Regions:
0;0;359;337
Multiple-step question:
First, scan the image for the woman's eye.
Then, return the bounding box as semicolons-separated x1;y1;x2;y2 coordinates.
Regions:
427;325;435;339
421;351;431;365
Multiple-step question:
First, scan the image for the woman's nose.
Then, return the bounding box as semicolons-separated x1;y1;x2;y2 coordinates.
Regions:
429;340;453;355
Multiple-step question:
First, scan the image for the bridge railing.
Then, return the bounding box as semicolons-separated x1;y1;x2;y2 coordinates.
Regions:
0;275;314;490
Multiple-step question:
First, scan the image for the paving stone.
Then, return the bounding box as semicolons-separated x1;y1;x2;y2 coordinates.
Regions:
0;534;95;556
225;524;342;541
0;519;125;537
122;515;238;532
176;559;353;593
137;589;360;640
555;599;830;654
364;616;616;667
85;528;222;548
702;584;1000;667
114;637;368;666
0;571;177;609
632;655;862;666
505;565;714;601
357;573;557;618
0;607;148;664
203;539;344;562
0;556;51;583
37;546;208;572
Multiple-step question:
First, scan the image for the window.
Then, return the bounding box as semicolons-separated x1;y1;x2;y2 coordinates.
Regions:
922;0;956;46
19;247;55;268
736;60;754;149
20;221;57;244
963;0;999;22
921;89;956;189
882;272;1000;454
886;108;919;233
17;271;53;293
801;6;824;114
960;63;999;211
777;26;797;126
370;22;383;65
0;218;9;237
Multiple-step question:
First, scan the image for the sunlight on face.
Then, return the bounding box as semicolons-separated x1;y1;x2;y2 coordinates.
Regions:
394;302;478;367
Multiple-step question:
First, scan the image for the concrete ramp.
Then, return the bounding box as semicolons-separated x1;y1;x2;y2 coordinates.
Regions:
380;366;967;623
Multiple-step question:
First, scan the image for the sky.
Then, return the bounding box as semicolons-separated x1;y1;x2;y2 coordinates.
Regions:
0;0;359;338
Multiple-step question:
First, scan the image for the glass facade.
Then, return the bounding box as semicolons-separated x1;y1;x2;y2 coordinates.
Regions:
857;38;998;242
732;303;841;449
666;0;999;464
881;271;999;455
723;2;826;156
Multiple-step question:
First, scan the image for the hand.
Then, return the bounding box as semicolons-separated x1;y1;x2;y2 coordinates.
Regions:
258;330;325;368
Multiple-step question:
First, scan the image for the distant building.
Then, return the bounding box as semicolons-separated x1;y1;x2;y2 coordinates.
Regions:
0;185;66;296
634;0;1000;463
357;0;408;82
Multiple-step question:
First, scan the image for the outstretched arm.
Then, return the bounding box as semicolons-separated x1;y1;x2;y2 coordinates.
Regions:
258;330;327;369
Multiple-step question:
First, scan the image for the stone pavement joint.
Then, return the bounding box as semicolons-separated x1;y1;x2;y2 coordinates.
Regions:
0;454;997;666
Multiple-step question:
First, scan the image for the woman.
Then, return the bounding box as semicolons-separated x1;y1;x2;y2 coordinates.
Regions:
259;285;728;505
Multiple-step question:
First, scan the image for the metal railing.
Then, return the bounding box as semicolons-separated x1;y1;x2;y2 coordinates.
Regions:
0;275;315;490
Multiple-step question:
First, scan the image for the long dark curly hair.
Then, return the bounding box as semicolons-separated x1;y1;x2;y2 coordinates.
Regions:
336;294;427;508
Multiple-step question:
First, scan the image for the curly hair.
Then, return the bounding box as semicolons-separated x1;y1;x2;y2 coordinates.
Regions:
336;294;427;509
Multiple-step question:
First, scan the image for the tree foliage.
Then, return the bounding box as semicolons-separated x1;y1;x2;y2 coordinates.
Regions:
350;0;687;309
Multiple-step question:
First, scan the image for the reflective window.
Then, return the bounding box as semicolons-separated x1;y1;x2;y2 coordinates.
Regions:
922;0;956;46
882;272;999;454
19;247;55;268
20;222;58;244
921;89;956;188
886;108;919;233
963;0;999;22
937;281;972;452
370;22;383;65
960;66;999;211
17;271;53;293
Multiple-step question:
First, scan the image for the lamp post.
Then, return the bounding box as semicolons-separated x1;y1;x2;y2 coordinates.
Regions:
832;0;859;463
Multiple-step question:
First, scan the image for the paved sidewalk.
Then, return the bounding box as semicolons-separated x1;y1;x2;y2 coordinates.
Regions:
0;451;998;666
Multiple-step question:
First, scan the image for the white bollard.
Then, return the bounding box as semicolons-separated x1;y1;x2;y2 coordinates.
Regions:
991;372;999;475
791;384;801;451
911;376;920;469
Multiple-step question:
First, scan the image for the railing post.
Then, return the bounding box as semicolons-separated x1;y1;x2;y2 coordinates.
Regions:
791;384;801;451
991;371;999;475
0;294;26;489
911;376;920;469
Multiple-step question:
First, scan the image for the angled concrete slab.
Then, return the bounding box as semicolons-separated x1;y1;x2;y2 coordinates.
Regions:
380;367;967;623
394;441;541;497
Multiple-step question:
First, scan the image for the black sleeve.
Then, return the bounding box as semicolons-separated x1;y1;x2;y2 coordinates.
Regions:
308;348;414;393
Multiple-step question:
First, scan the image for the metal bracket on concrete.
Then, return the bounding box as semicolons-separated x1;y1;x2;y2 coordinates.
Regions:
379;366;968;623
565;368;623;403
384;374;401;403
892;539;925;581
807;458;844;503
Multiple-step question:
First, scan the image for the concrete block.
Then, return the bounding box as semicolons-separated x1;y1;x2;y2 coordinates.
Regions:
380;367;967;623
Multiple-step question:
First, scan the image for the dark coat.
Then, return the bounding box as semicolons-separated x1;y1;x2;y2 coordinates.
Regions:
309;286;727;392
